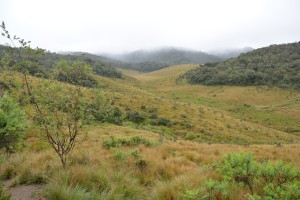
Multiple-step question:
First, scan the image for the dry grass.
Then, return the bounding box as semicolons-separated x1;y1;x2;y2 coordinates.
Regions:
1;126;300;199
1;65;300;199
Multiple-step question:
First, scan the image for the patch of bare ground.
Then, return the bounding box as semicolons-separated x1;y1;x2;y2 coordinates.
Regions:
4;180;45;200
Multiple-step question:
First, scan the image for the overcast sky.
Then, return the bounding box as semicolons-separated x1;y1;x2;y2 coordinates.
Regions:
0;0;299;54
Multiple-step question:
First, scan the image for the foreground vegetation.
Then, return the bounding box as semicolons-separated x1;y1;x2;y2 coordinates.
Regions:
1;130;300;199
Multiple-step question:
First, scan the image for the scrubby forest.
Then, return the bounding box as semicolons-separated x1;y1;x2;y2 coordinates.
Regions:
184;42;300;88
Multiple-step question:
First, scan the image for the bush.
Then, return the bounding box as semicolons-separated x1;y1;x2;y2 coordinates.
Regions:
125;110;146;124
105;107;123;125
216;152;258;194
150;117;172;127
55;61;98;88
88;103;123;125
212;152;300;199
0;94;27;152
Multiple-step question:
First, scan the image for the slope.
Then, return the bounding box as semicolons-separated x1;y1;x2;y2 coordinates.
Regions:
185;42;300;88
123;64;300;139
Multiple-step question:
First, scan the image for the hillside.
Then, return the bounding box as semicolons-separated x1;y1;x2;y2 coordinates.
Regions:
184;42;300;88
0;45;122;79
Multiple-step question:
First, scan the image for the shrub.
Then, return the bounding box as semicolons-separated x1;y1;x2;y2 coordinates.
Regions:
113;149;127;161
125;110;146;124
87;103;123;125
105;107;123;125
55;60;98;88
216;152;258;194
182;180;231;200
211;152;300;199
150;117;172;127
0;94;27;152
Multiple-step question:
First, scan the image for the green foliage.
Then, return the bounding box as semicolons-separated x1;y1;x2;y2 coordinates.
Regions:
29;79;91;167
113;149;127;161
150;117;172;127
125;110;146;124
184;153;300;199
14;60;49;78
185;42;300;88
182;180;231;200
54;60;98;88
0;44;122;80
217;152;257;194
102;135;153;149
87;101;123;125
257;160;300;186
260;181;300;200
182;188;203;200
0;94;27;152
212;152;300;199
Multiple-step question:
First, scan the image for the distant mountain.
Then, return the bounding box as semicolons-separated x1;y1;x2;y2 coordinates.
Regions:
107;47;220;65
209;47;254;59
184;42;300;88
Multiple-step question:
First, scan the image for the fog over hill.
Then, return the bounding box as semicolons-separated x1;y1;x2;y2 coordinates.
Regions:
208;47;255;59
59;46;257;72
101;47;221;66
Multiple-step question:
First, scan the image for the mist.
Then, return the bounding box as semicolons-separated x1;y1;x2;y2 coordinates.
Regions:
0;0;299;54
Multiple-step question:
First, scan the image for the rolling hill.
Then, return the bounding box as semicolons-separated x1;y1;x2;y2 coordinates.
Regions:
0;45;122;79
184;42;300;88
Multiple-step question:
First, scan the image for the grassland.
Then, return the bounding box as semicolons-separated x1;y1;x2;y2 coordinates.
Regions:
1;65;300;199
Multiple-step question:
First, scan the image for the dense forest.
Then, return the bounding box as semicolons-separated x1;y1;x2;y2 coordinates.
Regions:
184;42;300;88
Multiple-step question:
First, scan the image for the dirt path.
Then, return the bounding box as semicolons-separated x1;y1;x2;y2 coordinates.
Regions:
4;181;46;200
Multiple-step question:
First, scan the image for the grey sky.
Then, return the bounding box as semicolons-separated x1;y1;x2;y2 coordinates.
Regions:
0;0;299;54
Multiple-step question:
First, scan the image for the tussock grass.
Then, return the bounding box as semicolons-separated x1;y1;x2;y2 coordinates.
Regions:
1;65;300;199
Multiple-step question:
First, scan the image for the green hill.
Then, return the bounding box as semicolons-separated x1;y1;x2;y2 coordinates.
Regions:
105;47;220;72
0;45;122;79
184;42;300;88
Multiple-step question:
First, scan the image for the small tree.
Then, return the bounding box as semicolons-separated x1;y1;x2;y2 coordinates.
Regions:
1;21;91;167
0;93;27;152
27;74;90;168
